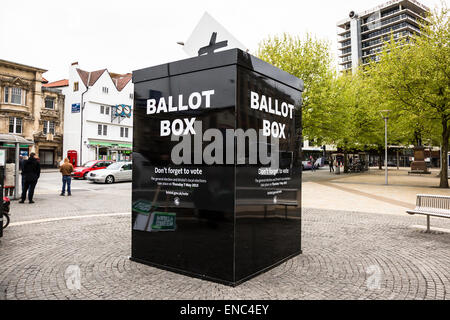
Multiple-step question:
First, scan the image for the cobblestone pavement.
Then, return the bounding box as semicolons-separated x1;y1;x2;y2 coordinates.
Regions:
1;207;449;300
1;171;449;300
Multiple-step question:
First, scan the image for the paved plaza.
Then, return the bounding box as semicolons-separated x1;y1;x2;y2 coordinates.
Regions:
0;169;449;300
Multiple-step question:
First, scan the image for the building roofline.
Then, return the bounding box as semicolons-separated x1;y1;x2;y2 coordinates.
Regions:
337;0;430;27
0;59;47;73
75;67;132;92
43;79;69;88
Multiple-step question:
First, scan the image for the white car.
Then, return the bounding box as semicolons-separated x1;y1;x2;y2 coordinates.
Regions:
87;162;132;184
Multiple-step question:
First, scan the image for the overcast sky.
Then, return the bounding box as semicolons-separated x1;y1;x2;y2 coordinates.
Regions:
0;0;447;81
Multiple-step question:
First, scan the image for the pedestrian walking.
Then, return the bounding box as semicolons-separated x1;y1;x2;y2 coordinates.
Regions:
329;157;334;173
60;158;74;196
310;156;316;172
20;153;40;204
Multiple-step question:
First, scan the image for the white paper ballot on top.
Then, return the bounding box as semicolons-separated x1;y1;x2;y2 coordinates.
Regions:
183;12;248;57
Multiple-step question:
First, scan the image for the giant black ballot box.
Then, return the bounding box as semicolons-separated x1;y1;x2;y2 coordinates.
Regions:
131;48;303;286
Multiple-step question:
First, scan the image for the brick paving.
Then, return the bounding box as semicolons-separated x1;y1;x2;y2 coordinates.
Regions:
1;207;449;300
1;170;449;300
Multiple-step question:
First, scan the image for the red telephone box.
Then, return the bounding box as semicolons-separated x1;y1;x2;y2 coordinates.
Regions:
67;150;78;167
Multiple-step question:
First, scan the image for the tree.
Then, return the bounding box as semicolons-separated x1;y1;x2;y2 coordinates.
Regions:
256;33;335;146
367;6;450;188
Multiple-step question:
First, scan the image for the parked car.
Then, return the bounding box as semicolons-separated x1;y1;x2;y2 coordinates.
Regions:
72;160;114;179
87;161;132;184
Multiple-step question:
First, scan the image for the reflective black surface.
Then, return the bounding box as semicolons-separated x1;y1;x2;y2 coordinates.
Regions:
235;67;302;281
132;49;302;285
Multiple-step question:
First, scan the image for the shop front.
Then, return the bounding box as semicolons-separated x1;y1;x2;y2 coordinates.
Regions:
0;134;34;199
88;141;132;162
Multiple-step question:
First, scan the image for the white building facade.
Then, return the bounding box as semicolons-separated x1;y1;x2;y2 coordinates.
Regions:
337;0;429;73
48;62;133;166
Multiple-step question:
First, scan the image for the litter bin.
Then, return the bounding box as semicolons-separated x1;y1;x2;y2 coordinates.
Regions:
335;165;341;175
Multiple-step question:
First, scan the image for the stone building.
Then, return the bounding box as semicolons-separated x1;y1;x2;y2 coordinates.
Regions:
0;59;65;167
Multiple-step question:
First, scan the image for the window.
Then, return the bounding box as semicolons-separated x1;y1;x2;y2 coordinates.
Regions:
341;40;351;48
45;98;55;109
98;124;108;136
341;47;352;55
381;6;400;18
11;87;22;104
120;127;129;138
100;105;110;115
74;82;79;92
4;86;9;103
9;117;22;134
4;87;25;105
43;121;55;134
94;162;103;168
129;93;134;100
102;87;109;94
122;164;132;171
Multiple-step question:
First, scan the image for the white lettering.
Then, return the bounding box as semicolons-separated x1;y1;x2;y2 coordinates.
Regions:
202;90;215;108
262;120;271;137
160;120;171;136
250;91;259;109
147;99;156;114
188;92;202;109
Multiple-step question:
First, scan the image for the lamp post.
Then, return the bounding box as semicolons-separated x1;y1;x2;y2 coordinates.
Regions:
380;110;391;185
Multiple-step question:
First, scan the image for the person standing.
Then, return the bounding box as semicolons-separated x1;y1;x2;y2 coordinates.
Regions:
60;158;74;196
329;157;334;173
19;155;26;193
310;156;316;172
20;153;40;204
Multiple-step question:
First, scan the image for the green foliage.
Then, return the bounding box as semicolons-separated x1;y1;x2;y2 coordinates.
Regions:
256;5;449;187
366;5;450;187
256;33;334;142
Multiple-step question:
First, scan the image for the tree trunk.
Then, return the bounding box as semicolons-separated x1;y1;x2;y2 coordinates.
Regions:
439;118;449;188
378;150;383;170
344;151;349;173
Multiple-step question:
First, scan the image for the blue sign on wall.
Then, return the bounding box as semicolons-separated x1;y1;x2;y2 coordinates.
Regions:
115;104;132;118
72;103;80;113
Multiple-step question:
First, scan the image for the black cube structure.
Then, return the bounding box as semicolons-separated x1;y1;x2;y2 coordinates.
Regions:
131;49;303;286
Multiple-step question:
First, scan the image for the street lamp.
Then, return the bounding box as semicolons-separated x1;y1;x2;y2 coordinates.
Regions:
380;110;391;185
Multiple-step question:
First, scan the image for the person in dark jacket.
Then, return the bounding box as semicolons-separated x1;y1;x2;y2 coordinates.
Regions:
19;155;26;193
20;153;41;204
329;157;334;173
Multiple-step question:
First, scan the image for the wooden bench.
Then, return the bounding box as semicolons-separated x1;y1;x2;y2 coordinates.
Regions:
407;194;450;232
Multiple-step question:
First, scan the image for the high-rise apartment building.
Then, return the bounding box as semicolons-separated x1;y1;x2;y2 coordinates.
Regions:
337;0;429;73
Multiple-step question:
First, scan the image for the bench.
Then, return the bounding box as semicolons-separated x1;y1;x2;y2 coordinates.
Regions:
407;194;450;232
